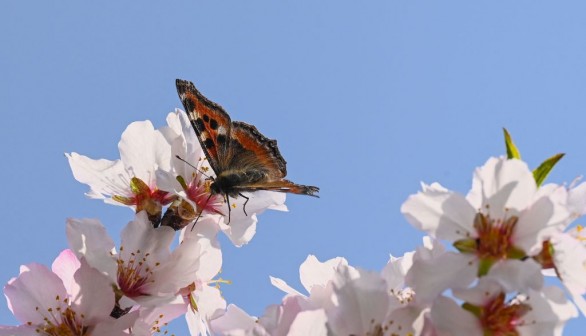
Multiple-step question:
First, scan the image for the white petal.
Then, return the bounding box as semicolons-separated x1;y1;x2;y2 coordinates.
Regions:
328;267;390;335
66;152;132;201
270;276;304;297
406;252;477;304
66;217;117;280
401;186;476;241
430;296;482;336
468;157;537;218
210;304;257;334
299;255;348;293
488;259;543;292
287;309;328;336
120;212;174;263
551;233;586;295
118;120;170;186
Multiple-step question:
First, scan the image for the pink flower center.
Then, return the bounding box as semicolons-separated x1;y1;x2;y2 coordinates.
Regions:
33;303;88;336
185;174;224;215
117;247;157;297
473;213;518;260
475;293;530;336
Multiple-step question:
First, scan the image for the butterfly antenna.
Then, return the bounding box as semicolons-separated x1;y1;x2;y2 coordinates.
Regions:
191;193;214;231
175;155;212;179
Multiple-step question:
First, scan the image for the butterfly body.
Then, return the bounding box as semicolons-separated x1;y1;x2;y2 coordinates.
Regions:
176;79;319;214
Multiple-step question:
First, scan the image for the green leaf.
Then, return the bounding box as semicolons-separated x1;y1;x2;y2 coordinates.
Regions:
503;128;521;159
533;153;565;187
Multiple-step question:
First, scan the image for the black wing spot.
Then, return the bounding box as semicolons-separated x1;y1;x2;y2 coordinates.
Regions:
210;118;219;130
203;114;210;122
204;138;215;149
217;134;227;144
193;118;205;132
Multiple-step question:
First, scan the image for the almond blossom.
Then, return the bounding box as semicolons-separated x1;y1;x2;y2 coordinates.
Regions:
67;120;175;225
401;157;571;301
431;278;577;336
0;250;136;336
66;211;221;310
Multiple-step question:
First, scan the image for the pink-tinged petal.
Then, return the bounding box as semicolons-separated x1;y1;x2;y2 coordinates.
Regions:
92;311;139;336
137;296;187;331
468;158;536;218
118;120;170;186
406;252;477;304
402;186;476;241
210;304;257;334
514;196;564;255
66;152;132;200
51;249;81;298
328;267;390;336
488;259;543;293
71;259;116;323
144;236;219;303
299;255;348;293
517;287;578;336
270;276;304;297
260;295;306;335
0;325;36;336
192;237;223;281
4;263;68;324
430;296;482;336
66;218;117;280
287;309;328;336
551;233;586;295
120;212;174;262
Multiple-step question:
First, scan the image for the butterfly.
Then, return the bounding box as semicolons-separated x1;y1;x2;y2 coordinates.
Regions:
175;79;319;221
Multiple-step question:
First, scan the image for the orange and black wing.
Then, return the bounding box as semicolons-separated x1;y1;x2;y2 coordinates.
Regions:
176;79;232;175
229;122;319;196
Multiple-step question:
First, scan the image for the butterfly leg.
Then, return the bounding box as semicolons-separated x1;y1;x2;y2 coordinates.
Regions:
190;193;213;231
225;194;232;224
238;193;249;216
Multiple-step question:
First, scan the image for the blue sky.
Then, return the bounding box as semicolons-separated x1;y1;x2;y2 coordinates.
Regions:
1;1;586;333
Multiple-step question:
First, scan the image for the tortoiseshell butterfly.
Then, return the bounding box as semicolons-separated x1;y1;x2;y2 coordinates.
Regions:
176;79;319;220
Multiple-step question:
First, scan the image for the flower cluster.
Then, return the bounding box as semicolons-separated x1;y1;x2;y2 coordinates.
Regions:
1;103;585;336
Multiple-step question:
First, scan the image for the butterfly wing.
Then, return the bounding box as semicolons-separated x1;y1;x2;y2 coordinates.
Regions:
228;122;319;196
176;79;232;174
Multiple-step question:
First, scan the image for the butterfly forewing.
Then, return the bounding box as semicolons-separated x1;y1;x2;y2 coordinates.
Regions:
176;79;231;174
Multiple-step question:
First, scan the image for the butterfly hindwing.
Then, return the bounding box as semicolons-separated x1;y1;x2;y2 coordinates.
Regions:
228;121;287;179
176;79;231;174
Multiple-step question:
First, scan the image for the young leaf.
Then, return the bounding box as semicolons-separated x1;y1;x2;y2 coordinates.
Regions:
503;128;521;159
533;153;565;187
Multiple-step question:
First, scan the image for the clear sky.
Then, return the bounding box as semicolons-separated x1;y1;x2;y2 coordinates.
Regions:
1;1;586;334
